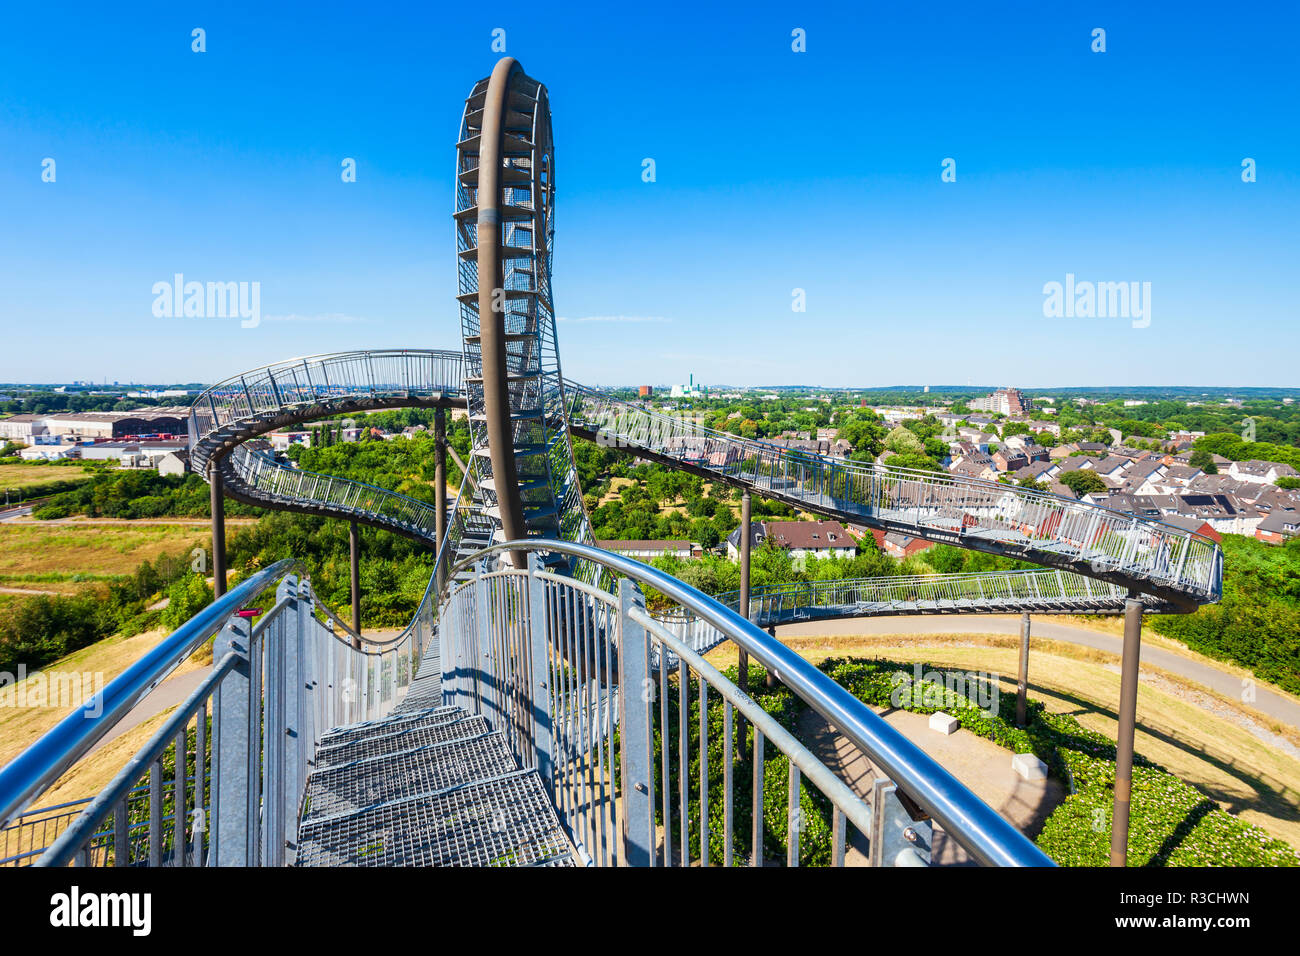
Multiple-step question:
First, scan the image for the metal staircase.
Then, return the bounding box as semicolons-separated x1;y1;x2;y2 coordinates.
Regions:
297;654;576;866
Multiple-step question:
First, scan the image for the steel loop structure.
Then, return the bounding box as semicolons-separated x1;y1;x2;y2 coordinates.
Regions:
455;58;589;568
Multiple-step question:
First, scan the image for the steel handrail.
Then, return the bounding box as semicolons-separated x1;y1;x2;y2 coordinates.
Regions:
445;539;1055;866
0;558;297;828
36;652;243;866
191;347;464;410
564;382;1221;604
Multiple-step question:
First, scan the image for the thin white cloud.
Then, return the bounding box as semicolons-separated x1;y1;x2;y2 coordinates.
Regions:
261;313;373;324
556;315;672;324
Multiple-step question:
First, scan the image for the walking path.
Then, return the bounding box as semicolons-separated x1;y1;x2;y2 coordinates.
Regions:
799;707;1065;866
777;615;1300;733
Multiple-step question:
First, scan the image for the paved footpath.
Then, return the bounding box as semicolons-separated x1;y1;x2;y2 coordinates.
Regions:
776;615;1300;733
799;707;1065;866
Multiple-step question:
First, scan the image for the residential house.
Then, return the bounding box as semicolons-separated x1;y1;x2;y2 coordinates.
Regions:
1257;509;1300;545
1228;459;1298;486
596;540;697;560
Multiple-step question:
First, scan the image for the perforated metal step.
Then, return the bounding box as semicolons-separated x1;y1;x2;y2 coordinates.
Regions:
315;714;491;769
297;768;575;867
302;731;518;822
318;705;463;750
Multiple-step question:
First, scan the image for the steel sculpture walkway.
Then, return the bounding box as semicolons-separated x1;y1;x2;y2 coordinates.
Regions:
185;353;1219;617
563;383;1222;611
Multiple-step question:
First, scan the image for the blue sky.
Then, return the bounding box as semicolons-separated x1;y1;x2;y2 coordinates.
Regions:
1;1;1296;388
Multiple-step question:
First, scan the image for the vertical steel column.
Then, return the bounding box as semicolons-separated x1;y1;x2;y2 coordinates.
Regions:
435;407;448;591
1016;612;1031;727
210;469;227;598
211;616;252;865
1111;596;1144;867
349;521;362;648
738;492;752;693
617;578;654;866
765;626;777;689
477;57;528;568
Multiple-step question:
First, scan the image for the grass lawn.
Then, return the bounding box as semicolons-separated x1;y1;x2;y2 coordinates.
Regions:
705;633;1300;853
0;462;97;495
0;626;208;769
0;522;210;586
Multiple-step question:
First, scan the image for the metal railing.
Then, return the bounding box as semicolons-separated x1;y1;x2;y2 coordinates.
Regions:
564;383;1222;608
223;444;443;542
0;560;433;867
718;568;1178;627
188;348;464;474
439;539;1054;867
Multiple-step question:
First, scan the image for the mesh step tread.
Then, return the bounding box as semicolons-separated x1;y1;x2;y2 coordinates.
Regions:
301;731;518;822
316;714;491;768
319;705;464;749
297;768;575;867
394;674;444;714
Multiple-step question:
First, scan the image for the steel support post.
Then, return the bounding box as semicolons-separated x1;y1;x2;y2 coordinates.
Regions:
1111;596;1144;867
737;492;751;742
618;578;655;866
210;469;227;598
435;406;448;591
765;626;777;688
1016;612;1031;727
349;520;362;648
212;615;252;866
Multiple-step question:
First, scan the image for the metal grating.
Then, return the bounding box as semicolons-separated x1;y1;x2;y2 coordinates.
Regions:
394;654;444;714
297;769;575;867
318;705;464;750
302;732;518;822
315;714;491;768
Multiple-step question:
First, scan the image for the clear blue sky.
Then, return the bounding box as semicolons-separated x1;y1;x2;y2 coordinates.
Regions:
1;1;1296;388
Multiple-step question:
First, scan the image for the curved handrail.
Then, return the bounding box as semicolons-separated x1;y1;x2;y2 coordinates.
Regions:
222;444;443;543
715;568;1178;621
188;348;465;478
444;538;1055;867
563;382;1222;609
0;559;297;828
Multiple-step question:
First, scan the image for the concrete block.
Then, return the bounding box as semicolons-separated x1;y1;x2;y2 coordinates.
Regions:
928;712;959;735
1012;753;1048;780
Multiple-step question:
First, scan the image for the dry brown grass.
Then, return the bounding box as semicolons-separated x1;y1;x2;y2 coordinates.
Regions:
706;633;1300;851
0;463;96;491
0;627;208;768
0;523;209;581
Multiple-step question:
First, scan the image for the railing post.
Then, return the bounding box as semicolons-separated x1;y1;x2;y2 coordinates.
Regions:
474;561;492;722
262;599;285;866
435;408;448;592
348;521;362;648
279;575;307;864
211;615;253;866
617;578;654;866
870;779;931;867
526;553;554;785
738;491;752;720
1016;612;1030;727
